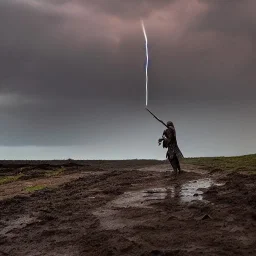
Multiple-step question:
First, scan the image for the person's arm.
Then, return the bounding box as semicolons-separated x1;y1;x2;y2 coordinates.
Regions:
158;130;166;145
163;129;174;145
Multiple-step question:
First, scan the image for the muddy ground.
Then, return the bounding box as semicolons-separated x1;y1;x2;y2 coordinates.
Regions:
0;160;256;256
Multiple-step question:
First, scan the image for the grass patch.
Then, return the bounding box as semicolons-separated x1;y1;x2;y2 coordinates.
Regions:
25;185;46;192
0;174;24;185
183;154;256;173
45;167;65;177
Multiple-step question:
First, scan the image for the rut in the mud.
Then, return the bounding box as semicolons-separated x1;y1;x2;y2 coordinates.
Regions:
93;177;224;231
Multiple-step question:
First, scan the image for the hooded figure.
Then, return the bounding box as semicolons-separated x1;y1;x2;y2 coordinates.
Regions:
158;121;183;175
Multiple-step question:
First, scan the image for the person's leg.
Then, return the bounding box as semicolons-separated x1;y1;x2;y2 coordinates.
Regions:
168;154;178;176
172;161;178;176
176;156;181;174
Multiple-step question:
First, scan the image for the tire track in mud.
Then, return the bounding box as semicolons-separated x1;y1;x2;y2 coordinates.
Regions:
0;171;106;201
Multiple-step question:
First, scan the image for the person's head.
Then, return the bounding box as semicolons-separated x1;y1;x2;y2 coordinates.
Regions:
167;121;174;128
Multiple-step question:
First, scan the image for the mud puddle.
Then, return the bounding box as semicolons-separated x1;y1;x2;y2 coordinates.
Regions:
180;178;224;202
93;178;224;230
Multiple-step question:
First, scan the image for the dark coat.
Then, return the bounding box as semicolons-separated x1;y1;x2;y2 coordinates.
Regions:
163;127;183;159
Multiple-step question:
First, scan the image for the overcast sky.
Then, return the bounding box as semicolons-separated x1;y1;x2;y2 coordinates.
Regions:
0;0;255;160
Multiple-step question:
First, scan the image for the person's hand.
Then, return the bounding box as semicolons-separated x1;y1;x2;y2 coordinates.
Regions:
158;138;163;145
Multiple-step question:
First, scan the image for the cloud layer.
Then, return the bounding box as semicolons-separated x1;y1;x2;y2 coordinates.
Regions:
0;0;255;158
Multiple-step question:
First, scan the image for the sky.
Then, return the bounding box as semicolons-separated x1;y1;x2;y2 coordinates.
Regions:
0;0;256;160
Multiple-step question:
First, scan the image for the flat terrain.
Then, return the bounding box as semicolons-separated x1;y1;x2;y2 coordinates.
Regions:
0;159;256;256
184;154;256;174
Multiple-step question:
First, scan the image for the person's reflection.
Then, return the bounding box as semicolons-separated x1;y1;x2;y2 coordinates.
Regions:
166;182;181;200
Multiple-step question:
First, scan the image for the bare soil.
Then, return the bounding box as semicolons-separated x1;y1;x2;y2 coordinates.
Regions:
0;160;255;256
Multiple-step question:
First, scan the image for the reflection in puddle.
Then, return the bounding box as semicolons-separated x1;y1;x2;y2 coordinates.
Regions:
181;178;213;202
111;188;167;208
93;178;224;230
112;178;221;207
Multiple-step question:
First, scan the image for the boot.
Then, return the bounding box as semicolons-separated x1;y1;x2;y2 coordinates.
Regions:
171;168;178;179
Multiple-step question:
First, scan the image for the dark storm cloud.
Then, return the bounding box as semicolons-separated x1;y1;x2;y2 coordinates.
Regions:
198;0;256;34
0;0;146;99
194;0;256;95
0;0;255;151
84;0;176;19
149;0;256;103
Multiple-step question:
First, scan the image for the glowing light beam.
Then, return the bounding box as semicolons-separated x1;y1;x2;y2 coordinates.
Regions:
141;20;148;107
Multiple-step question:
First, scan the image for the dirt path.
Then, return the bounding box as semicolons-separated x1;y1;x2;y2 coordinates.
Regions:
0;171;105;201
0;163;255;256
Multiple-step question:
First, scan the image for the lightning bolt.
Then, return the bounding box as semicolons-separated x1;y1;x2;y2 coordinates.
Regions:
141;20;148;107
141;21;168;129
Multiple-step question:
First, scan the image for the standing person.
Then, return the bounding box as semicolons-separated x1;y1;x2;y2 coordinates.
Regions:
158;121;183;176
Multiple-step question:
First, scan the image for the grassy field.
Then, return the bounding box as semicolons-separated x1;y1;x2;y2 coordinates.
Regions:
184;154;256;173
25;185;47;192
0;174;24;185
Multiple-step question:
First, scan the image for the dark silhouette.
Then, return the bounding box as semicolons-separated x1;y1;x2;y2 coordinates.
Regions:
158;121;183;175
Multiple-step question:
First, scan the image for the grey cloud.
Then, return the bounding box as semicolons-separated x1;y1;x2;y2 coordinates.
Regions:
83;0;176;19
0;0;256;152
197;0;256;37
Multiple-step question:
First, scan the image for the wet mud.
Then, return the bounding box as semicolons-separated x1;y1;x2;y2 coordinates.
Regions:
0;161;256;255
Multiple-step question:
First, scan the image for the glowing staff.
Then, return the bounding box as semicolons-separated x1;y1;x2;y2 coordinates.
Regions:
141;20;148;106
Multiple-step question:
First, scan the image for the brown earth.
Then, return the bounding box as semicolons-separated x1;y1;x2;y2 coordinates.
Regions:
0;160;255;256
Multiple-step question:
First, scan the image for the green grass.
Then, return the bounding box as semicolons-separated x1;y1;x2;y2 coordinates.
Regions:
0;174;24;185
45;167;64;177
184;154;256;173
25;185;46;192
